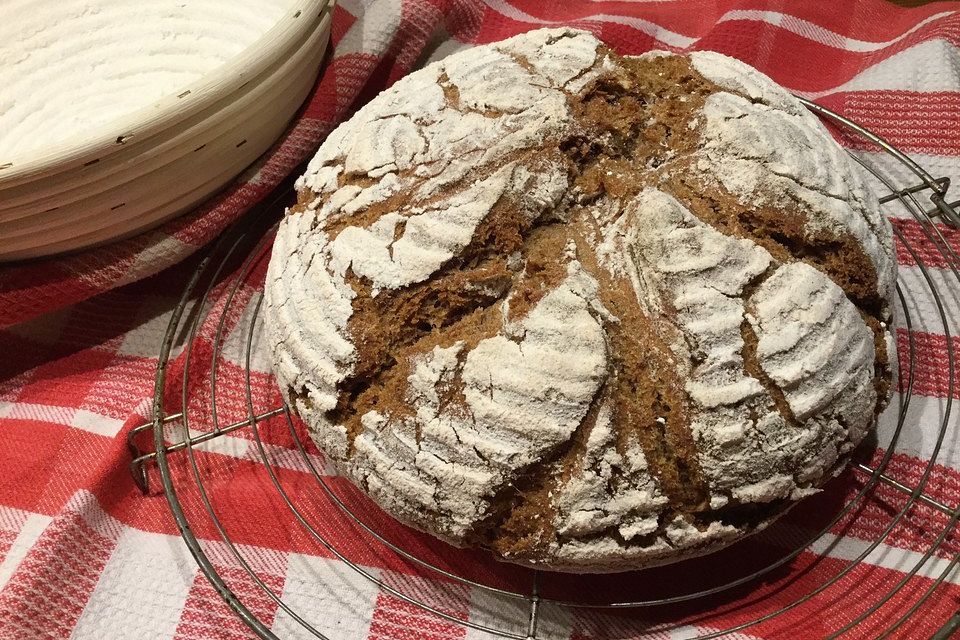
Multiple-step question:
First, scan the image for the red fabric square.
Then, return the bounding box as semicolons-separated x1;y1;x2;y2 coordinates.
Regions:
36;430;113;515
0;419;72;513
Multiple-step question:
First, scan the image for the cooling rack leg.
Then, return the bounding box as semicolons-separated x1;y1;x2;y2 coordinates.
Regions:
127;420;159;494
526;571;541;640
127;412;183;494
130;457;150;494
126;409;285;494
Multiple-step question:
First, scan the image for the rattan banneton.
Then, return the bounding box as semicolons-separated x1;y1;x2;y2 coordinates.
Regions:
129;100;960;639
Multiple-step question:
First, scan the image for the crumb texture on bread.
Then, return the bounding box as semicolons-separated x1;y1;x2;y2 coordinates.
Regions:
264;28;896;572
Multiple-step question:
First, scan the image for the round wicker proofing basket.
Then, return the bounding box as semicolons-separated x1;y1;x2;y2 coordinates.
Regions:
0;0;334;261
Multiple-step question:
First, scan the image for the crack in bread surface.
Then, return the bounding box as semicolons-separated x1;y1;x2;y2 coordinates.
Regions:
269;29;895;571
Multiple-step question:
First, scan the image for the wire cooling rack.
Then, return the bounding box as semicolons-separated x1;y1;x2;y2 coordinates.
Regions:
128;101;960;639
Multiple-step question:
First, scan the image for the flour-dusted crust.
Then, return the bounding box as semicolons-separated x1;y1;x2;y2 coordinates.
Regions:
265;29;896;572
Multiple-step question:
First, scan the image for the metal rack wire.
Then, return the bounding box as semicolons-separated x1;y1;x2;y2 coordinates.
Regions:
128;101;960;639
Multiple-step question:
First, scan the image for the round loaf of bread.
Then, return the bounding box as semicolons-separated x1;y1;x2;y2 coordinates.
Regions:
264;28;896;572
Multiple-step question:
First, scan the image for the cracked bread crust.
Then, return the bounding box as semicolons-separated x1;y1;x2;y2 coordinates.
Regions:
264;28;896;573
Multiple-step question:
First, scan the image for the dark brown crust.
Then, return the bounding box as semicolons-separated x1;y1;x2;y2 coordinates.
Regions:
327;262;512;451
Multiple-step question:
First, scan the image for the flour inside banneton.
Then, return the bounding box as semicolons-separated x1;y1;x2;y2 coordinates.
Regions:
0;0;296;159
264;28;896;572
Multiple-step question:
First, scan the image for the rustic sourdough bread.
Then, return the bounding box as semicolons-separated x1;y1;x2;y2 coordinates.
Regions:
264;28;896;572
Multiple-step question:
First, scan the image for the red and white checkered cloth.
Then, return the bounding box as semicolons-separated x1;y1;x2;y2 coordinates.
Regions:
3;0;960;637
